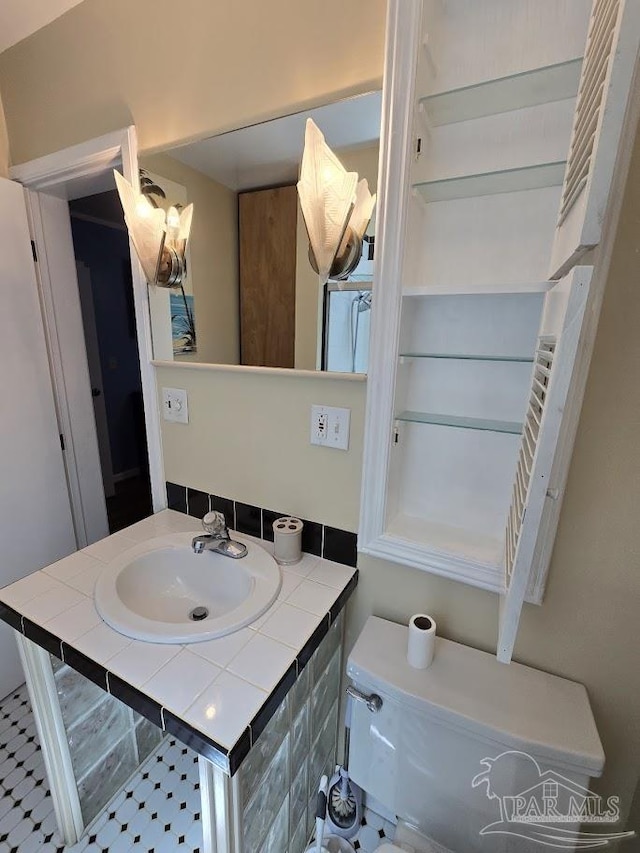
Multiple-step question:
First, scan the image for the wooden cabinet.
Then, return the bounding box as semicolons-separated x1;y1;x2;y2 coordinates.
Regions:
238;185;298;368
360;0;640;660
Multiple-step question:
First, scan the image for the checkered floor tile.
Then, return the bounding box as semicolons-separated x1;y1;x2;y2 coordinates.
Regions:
0;683;203;852
0;682;398;853
350;808;396;852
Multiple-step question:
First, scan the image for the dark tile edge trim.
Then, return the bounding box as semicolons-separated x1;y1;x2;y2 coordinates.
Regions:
163;711;231;773
62;643;108;691
330;570;359;624
0;602;23;632
23;619;62;659
165;482;358;567
108;674;163;729
245;663;297;766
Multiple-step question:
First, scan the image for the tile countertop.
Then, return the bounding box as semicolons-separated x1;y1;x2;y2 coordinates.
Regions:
0;510;358;775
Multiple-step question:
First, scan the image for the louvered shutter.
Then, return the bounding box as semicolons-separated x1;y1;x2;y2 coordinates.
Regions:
498;267;592;663
550;0;640;279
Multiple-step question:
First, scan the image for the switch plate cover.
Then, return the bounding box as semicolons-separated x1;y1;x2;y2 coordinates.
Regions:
310;405;350;450
162;387;189;424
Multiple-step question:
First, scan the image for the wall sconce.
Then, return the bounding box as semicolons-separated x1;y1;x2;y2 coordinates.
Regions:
297;118;376;284
113;170;193;288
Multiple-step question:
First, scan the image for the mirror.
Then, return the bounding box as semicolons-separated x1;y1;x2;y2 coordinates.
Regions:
140;91;381;373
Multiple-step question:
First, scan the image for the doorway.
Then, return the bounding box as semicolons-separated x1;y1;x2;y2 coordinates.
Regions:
10;127;165;547
69;191;153;532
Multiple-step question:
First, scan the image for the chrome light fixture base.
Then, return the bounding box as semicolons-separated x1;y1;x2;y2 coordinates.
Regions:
308;226;364;282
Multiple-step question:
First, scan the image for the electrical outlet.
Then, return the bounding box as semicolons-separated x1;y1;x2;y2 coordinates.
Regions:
162;387;189;424
310;405;350;450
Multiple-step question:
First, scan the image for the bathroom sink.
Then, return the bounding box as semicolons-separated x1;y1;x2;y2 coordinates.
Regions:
94;532;281;643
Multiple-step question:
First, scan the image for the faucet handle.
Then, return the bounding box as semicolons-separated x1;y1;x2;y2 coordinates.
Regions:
202;510;227;535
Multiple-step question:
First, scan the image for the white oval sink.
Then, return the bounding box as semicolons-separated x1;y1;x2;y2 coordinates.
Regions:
94;532;281;643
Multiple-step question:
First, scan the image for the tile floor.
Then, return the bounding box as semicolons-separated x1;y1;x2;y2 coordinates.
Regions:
0;683;395;853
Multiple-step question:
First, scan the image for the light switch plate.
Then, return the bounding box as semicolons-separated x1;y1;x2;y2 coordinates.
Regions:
162;387;189;424
310;405;350;450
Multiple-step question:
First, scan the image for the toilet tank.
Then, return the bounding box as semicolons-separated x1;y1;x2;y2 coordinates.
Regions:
347;617;605;853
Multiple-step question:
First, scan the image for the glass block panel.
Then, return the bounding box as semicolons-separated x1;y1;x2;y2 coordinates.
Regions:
243;734;290;853
49;652;65;674
67;697;131;781
307;750;336;838
260;793;289;853
237;607;344;852
77;730;137;825
308;701;339;800
312;612;343;681
134;713;164;762
288;663;310;721
310;650;341;741
54;663;104;725
291;703;309;778
239;696;289;806
290;760;308;838
291;813;310;853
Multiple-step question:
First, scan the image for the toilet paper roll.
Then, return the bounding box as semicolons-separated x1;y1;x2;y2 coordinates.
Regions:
273;517;303;565
407;614;436;669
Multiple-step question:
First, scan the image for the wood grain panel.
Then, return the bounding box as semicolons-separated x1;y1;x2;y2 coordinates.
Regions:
239;185;297;368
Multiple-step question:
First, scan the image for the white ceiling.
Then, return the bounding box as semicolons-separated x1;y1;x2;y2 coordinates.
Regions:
0;0;86;54
169;91;382;192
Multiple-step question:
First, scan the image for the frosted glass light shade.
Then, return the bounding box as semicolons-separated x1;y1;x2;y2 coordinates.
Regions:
297;119;376;283
114;170;194;288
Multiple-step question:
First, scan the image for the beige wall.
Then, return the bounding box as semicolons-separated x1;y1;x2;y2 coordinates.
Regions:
2;0;639;831
0;0;385;165
140;153;238;365
0;88;9;177
157;365;365;531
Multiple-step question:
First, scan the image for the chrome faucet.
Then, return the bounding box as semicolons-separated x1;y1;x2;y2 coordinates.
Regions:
191;511;248;559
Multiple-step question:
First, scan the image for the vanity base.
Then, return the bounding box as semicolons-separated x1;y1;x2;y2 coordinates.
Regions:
14;611;343;852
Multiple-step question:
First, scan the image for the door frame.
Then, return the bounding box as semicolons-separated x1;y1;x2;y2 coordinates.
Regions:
10;127;166;524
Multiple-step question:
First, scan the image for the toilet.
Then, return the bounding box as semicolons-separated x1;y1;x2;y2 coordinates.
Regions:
347;617;605;853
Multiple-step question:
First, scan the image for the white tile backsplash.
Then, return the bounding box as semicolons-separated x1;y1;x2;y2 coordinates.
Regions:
42;549;101;583
108;640;179;685
285;579;340;617
64;559;103;596
190;627;253;668
307;559;357;590
83;532;137;563
21;585;85;623
74;622;132;665
226;633;295;691
0;571;59;608
44;597;101;643
184;670;267;749
260;603;319;649
144;650;221;714
277;569;304;601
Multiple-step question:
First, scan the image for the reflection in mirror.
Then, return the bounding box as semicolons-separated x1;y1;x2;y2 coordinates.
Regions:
142;91;381;373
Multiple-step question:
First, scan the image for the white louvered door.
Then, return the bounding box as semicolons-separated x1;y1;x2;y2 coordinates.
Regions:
550;0;640;278
498;266;592;663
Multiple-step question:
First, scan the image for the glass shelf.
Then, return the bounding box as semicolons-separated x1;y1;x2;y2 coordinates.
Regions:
420;58;583;126
399;352;534;363
396;411;523;435
413;161;566;203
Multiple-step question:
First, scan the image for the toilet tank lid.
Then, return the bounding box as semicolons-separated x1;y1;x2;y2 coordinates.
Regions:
347;617;604;777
